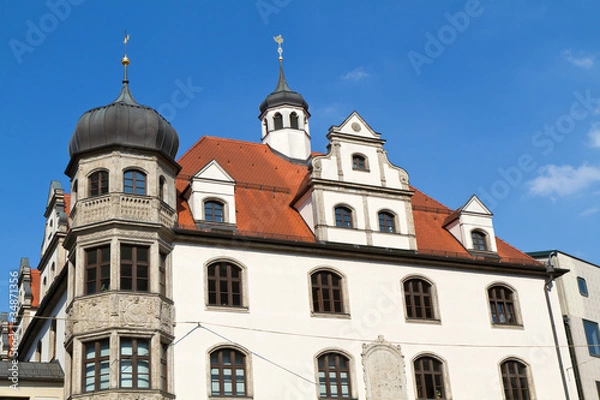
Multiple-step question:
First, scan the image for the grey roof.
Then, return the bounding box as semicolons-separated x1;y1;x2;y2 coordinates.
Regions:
68;83;180;160
259;64;308;114
0;361;64;382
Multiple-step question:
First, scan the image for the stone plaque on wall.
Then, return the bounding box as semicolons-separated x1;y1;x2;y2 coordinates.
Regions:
362;336;408;400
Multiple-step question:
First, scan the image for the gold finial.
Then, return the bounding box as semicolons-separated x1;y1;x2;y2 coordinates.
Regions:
121;31;131;83
273;34;284;62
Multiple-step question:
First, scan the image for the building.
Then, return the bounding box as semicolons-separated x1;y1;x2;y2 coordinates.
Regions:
2;40;580;399
529;250;600;400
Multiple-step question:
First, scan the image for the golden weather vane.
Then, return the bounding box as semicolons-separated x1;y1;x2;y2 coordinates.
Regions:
273;34;284;62
121;30;131;82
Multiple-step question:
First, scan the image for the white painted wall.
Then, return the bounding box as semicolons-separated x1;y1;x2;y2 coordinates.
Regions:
172;243;576;399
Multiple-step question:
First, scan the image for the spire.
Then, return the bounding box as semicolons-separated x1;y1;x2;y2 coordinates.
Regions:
121;30;131;84
272;34;291;92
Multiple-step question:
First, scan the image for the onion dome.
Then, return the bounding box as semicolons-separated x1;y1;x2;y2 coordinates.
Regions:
68;82;179;160
259;64;309;114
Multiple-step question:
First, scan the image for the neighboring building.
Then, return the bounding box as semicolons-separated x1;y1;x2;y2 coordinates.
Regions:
529;250;600;400
2;42;580;399
0;361;64;400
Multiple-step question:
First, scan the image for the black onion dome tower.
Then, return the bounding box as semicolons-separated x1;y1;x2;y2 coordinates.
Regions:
259;35;312;162
63;36;176;400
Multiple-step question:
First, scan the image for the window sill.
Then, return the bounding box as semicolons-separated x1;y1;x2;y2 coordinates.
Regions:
405;317;441;325
491;322;524;330
352;168;370;172
311;311;351;319
206;305;249;313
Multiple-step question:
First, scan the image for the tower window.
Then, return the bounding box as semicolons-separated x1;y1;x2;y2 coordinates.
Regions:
159;176;166;201
85;245;110;295
120;244;149;292
290;112;299;129
334;206;353;228
120;338;150;389
84;339;110;392
274;113;283;130
89;171;109;196
263;118;269;134
471;230;487;251
124;169;146;195
205;200;225;223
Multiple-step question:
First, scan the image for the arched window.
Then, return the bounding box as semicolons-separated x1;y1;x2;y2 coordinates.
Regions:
471;230;487;251
352;154;368;171
488;285;518;325
378;211;396;233
404;278;435;320
274;112;283;130
89;171;109;196
311;270;345;314
207;262;243;307
205;200;225;223
210;348;247;396
500;359;532;400
290;112;299;129
123;169;146;195
263;118;269;134
414;356;447;399
158;176;166;201
334;206;353;228
317;352;352;398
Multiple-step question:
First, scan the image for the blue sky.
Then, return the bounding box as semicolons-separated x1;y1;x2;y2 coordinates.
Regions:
1;1;600;301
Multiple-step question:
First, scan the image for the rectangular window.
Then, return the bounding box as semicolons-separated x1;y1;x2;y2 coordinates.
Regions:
85;246;110;294
50;319;56;361
120;245;149;292
84;339;109;392
577;277;588;297
161;343;168;391
120;338;150;389
584;320;600;357
159;253;167;296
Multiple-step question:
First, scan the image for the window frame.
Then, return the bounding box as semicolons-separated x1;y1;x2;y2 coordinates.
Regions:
413;355;448;400
315;350;354;399
208;346;251;397
120;244;150;292
85;245;111;295
310;268;349;317
351;153;369;171
204;199;226;223
89;170;109;197
583;319;600;357
499;358;534;400
471;230;488;251
334;205;354;229
577;276;589;297
290;111;299;129
120;337;151;389
83;338;110;392
487;284;522;328
403;277;440;323
206;260;247;310
378;210;396;233
273;112;283;130
123;169;147;195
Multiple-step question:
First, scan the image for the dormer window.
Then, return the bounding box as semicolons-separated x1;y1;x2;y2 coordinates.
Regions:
274;113;283;130
335;206;353;228
352;154;368;171
89;171;109;197
290;112;299;129
204;200;225;223
471;230;487;251
124;170;146;195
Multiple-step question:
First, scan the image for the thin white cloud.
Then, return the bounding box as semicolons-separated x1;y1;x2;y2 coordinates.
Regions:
341;67;370;82
562;50;595;69
580;207;599;217
528;164;600;197
588;122;600;148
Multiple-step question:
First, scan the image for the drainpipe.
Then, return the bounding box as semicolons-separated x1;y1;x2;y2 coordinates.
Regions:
545;251;570;400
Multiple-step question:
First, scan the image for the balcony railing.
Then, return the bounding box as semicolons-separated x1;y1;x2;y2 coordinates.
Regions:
70;193;177;228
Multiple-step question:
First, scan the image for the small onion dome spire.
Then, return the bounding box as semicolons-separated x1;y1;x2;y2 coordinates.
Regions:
259;35;308;114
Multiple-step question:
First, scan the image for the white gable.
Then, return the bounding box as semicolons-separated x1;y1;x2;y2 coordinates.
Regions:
461;195;492;215
194;160;235;183
331;111;381;140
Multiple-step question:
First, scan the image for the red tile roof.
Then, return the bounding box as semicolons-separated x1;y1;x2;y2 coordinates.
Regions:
30;269;41;308
176;137;538;266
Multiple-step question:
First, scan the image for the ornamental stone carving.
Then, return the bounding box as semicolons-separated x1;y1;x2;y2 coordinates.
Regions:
68;293;174;338
70;390;171;400
362;335;408;400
